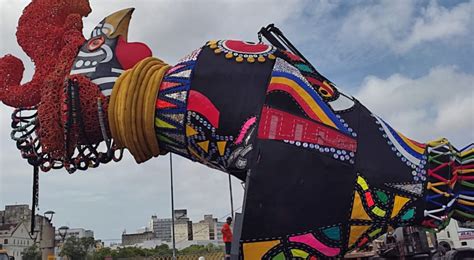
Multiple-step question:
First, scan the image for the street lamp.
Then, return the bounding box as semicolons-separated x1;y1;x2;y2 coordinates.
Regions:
58;226;69;242
44;211;55;222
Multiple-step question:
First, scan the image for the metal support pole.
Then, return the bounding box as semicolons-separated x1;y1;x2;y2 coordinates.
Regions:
170;154;177;260
228;174;234;218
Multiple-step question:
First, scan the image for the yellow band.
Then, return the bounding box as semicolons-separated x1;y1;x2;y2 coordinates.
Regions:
108;57;170;163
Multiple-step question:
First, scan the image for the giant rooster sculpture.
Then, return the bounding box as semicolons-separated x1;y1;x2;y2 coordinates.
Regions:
0;0;472;258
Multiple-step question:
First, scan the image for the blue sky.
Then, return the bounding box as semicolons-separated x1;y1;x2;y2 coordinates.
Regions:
0;0;472;243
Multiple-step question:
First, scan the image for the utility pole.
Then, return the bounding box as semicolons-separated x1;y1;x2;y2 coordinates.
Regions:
228;174;234;218
170;154;177;260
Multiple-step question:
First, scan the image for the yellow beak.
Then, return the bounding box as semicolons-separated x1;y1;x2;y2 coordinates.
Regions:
103;8;135;40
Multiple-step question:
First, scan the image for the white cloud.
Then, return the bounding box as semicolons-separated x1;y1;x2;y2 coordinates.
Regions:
337;0;473;54
355;66;474;147
338;1;415;49
397;0;473;52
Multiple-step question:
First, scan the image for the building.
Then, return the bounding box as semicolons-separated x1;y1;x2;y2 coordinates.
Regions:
55;227;94;241
173;209;192;241
0;222;35;260
149;209;193;243
1;205;31;225
202;215;218;240
144;211;228;246
1;205;56;259
174;223;191;242
150;216;172;242
122;231;155;246
215;222;225;243
192;222;210;241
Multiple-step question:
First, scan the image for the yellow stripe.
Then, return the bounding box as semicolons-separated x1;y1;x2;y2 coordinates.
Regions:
459;199;474;207
271;77;337;129
427;138;449;147
428;185;451;197
397;131;425;154
155;118;176;129
357;176;369;190
460;149;474;158
456;169;474;175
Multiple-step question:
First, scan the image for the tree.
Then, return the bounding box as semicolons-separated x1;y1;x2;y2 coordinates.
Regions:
179;243;223;255
60;236;95;260
22;244;41;260
90;247;113;260
153;244;173;256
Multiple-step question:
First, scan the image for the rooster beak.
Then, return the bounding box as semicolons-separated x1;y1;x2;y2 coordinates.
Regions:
92;8;135;40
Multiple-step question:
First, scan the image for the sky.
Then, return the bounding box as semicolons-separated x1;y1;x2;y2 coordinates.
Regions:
0;0;473;243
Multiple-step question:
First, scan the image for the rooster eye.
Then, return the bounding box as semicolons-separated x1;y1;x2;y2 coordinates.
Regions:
87;36;105;51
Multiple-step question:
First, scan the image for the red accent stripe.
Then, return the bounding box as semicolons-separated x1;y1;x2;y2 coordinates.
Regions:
358;237;369;247
160;81;181;91
156;99;177;109
365;192;374;207
187;90;220;128
459;176;474;181
258;107;357;152
283;50;303;61
428;169;449;183
406;137;426;148
166;64;185;75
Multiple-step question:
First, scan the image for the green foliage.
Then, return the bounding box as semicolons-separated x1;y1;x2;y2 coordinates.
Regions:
60;236;96;260
22;244;41;260
91;244;173;259
178;243;223;255
90;243;224;259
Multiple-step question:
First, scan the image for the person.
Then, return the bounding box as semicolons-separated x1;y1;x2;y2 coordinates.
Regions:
221;216;233;260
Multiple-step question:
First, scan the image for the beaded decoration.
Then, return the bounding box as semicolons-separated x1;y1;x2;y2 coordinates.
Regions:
207;40;276;63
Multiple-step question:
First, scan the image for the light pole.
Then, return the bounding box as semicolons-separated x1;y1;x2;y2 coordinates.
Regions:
58;226;69;259
170;153;177;260
228;174;234;218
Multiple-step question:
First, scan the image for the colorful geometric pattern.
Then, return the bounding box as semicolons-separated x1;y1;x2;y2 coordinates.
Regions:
374;115;428;181
276;50;342;104
268;70;352;135
155;49;201;157
185;110;235;171
423;139;474;228
241;171;423;258
347;175;416;251
242;224;344;259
